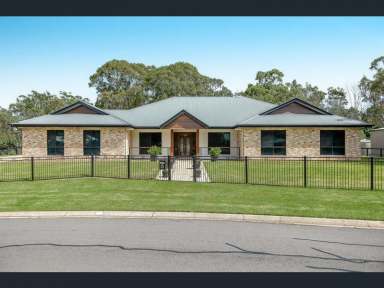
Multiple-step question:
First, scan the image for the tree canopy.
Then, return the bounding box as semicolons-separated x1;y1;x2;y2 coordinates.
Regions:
9;90;90;120
359;56;384;127
243;68;326;107
89;60;232;109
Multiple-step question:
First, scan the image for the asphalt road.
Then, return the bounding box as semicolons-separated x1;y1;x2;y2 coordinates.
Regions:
0;218;383;272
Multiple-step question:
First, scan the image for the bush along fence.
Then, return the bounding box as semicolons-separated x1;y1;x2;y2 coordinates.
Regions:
0;155;383;191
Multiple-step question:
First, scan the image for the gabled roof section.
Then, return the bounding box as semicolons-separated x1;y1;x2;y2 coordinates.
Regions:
160;110;208;129
105;96;276;128
12;100;132;127
260;98;332;115
51;100;109;115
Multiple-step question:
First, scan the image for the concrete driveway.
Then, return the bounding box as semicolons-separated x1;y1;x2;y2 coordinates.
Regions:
0;218;383;272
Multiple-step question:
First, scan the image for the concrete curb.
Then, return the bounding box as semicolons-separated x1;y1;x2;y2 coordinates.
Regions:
0;211;383;229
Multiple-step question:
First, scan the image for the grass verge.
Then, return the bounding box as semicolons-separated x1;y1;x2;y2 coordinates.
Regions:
0;178;383;220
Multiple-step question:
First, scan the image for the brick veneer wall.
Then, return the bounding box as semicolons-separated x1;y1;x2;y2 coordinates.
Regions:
20;126;362;158
240;127;362;157
21;127;128;156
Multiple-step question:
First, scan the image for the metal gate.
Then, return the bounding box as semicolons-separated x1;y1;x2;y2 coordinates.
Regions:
157;156;210;182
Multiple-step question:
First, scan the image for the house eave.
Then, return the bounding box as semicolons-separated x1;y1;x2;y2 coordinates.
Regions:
11;124;133;128
236;124;372;128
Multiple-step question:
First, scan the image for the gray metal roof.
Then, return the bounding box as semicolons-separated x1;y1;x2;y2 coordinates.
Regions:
14;114;128;127
239;113;369;127
105;96;275;127
13;96;371;128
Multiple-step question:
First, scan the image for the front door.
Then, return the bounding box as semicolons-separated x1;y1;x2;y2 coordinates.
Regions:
174;132;196;156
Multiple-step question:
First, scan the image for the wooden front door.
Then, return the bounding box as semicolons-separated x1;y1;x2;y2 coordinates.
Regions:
174;132;196;156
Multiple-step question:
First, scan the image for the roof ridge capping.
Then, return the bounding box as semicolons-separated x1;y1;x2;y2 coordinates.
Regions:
260;98;332;115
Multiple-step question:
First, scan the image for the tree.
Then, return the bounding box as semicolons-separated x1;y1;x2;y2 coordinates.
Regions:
324;87;348;115
243;69;326;106
89;60;151;109
301;83;326;108
243;69;289;103
0;107;19;150
89;60;232;109
9;91;90;120
144;62;232;102
359;56;384;127
255;69;284;86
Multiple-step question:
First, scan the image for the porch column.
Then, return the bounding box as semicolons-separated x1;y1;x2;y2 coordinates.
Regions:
170;129;174;156
127;129;133;155
196;129;200;156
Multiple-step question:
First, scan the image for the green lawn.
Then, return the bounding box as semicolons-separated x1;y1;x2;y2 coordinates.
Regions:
0;178;383;220
203;158;384;190
1;157;383;191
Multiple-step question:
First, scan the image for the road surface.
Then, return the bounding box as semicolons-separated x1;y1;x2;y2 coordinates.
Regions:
0;218;383;272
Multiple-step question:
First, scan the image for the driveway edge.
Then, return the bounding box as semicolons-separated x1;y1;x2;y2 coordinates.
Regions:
0;211;383;229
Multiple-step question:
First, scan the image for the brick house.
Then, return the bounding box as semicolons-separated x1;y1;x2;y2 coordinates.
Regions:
12;96;370;158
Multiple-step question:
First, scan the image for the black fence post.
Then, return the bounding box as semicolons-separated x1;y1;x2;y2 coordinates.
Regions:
370;157;374;190
167;155;171;181
245;156;248;184
31;157;35;181
192;155;196;182
380;148;383;158
303;156;307;188
91;155;95;177
127;154;131;179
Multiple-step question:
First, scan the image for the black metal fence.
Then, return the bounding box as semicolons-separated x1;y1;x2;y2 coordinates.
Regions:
361;147;384;157
0;146;21;156
0;155;383;191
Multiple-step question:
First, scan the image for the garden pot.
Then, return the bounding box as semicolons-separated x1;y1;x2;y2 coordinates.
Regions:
150;155;157;161
211;156;218;161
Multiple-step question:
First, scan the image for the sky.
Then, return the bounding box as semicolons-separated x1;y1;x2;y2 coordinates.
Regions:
0;16;383;108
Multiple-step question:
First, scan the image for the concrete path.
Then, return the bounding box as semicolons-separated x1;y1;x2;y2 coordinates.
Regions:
0;211;383;229
0;218;383;271
156;159;210;182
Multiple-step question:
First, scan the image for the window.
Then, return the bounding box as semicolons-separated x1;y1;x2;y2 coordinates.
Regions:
261;130;286;155
139;132;162;154
47;130;64;155
320;130;345;155
83;130;100;155
208;132;231;154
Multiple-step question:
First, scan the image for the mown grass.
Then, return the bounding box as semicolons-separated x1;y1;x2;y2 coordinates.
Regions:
0;178;383;220
0;158;160;181
203;158;384;190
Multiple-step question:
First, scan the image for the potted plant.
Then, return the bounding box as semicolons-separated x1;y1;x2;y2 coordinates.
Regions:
147;145;162;161
209;147;221;161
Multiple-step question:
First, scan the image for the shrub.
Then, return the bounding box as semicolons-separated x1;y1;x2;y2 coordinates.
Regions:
147;145;162;156
209;147;222;158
